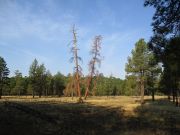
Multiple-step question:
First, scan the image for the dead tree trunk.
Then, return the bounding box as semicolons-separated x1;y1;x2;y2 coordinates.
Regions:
84;35;102;99
71;25;83;102
152;88;155;101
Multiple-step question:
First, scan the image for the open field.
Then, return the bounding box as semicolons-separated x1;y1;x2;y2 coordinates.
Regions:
0;96;180;135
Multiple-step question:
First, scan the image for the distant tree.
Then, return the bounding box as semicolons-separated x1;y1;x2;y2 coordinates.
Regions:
64;73;76;98
2;79;11;96
53;72;65;97
27;83;33;95
95;75;105;95
70;25;83;102
107;75;114;96
36;64;47;98
84;35;102;99
29;59;49;98
29;59;38;98
45;70;52;96
124;75;138;96
126;39;150;103
112;86;117;96
9;77;16;95
0;57;10;99
12;70;23;96
22;76;29;95
93;75;124;96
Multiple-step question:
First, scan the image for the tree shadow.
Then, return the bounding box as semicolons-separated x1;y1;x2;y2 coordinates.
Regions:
133;98;180;135
0;98;180;135
0;100;126;135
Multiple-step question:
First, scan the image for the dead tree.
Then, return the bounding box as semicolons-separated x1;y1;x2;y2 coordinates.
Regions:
84;35;102;99
70;25;83;102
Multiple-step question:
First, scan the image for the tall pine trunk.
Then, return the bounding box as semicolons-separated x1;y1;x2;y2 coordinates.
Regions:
32;90;34;98
140;79;144;104
152;88;155;101
175;93;178;106
168;89;171;101
172;88;175;103
0;88;2;99
140;71;145;104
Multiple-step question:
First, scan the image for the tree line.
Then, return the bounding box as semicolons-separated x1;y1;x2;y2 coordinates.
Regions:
0;40;171;101
0;57;125;98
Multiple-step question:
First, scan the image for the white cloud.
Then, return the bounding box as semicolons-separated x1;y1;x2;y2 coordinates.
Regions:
0;0;75;42
0;0;150;79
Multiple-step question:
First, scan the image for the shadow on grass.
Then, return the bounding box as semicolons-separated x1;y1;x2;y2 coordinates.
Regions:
133;98;180;135
0;100;125;135
0;98;180;135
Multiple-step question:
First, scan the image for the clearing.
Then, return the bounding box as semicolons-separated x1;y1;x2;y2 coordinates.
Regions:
0;96;180;135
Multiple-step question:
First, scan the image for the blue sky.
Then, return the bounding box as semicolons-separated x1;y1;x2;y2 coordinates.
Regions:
0;0;154;79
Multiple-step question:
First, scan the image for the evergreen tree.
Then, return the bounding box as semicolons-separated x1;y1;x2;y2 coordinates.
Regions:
126;39;151;103
0;57;10;99
29;59;38;98
163;37;180;105
36;64;47;98
144;0;180;59
53;72;65;97
147;54;161;101
12;70;23;96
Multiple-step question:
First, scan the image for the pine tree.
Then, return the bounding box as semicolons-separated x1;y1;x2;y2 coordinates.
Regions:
0;57;10;99
147;54;161;101
125;39;150;104
13;70;23;96
29;59;38;98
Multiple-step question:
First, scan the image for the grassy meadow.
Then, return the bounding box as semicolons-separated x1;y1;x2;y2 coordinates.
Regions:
0;96;180;135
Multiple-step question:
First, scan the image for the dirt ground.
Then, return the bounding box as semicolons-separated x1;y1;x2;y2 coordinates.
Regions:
0;96;180;135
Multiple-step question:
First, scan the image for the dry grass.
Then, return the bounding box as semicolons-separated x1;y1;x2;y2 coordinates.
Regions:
0;96;180;135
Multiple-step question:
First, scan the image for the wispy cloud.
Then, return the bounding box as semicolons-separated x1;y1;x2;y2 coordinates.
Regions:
0;0;154;78
0;0;75;42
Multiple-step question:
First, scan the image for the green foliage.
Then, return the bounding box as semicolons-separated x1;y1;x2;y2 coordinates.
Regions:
44;70;53;96
144;0;180;59
160;37;180;100
27;83;33;95
0;57;10;98
145;0;180;104
12;70;23;95
125;39;161;101
126;39;149;74
144;0;180;37
29;59;47;97
95;75;124;96
124;75;138;96
53;72;65;96
36;64;47;97
146;54;162;95
29;59;38;97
